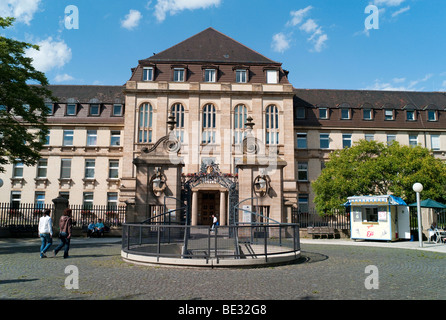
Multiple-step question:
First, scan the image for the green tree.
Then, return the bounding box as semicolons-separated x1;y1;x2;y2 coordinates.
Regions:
0;17;55;173
312;139;446;213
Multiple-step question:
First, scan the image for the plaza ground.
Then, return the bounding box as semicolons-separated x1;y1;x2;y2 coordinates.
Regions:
0;236;444;302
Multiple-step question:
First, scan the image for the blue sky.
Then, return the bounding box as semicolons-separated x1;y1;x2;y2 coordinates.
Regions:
2;0;446;91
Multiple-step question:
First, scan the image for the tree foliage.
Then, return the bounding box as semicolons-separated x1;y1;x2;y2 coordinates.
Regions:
312;139;446;213
0;17;55;173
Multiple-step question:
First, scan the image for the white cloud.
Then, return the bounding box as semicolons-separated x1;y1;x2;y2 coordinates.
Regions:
121;9;142;30
373;0;406;7
25;37;72;73
365;74;434;91
0;0;41;25
54;73;74;83
276;7;328;53
154;0;221;22
391;6;410;17
287;6;313;27
272;33;291;53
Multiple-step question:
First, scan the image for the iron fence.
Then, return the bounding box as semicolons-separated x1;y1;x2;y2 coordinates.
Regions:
122;224;300;263
0;203;53;227
292;208;351;229
69;204;127;227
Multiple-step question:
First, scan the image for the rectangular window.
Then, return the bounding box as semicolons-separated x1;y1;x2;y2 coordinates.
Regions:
297;133;307;149
89;104;100;116
110;131;121;146
63;130;74;146
320;133;330;149
296;108;306;120
387;134;396;145
236;69;247;83
35;192;45;208
298;162;308;181
66;104;76;115
83;192;94;209
428;110;437;121
384;109;394;120
13;162;24;178
11;191;21;209
46;103;53;115
363;109;372;120
109;160;119;179
319;108;328;119
143;67;154;81
431;135;440;151
84;159;95;179
342;134;352;148
204;69;216;82
36;159;48;178
341;109;350;120
174;68;185;82
266;70;278;84
409;134;418;147
364;207;378;223
60;159;71;179
113;104;123;116
298;194;309;214
86;130;97;146
107;192;118;209
365;134;374;142
406;110;415;121
44;130;50;146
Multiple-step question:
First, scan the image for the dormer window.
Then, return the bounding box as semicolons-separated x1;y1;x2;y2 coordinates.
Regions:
266;69;278;84
173;68;185;82
66;104;77;116
428;110;437;121
143;67;154;81
384;109;394;121
236;69;247;83
204;69;216;82
89;104;100;116
341;108;350;120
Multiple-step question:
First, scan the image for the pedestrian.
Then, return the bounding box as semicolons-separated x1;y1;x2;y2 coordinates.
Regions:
211;214;218;231
54;208;72;259
38;209;53;258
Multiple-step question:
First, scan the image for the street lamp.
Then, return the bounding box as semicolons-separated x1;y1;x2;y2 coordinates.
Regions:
412;183;423;247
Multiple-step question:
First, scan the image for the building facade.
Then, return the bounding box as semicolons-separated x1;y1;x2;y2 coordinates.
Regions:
1;28;445;224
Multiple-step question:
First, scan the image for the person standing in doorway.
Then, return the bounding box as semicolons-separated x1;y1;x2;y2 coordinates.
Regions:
38;209;53;258
54;208;72;259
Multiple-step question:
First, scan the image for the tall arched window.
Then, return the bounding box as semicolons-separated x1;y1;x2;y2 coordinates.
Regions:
202;104;216;144
138;103;153;143
171;103;185;142
265;105;279;145
234;104;247;144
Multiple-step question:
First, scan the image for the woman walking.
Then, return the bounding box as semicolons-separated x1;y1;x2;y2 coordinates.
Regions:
54;208;72;259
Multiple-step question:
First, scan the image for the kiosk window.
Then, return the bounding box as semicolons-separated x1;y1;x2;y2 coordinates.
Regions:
364;207;378;222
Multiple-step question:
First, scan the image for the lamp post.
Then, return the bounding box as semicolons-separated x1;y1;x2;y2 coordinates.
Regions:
412;183;423;247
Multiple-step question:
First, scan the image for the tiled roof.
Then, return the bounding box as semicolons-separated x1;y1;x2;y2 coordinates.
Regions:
294;88;446;110
140;28;280;65
47;85;125;104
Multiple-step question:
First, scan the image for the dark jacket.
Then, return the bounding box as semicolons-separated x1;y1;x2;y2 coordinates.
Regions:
59;215;72;238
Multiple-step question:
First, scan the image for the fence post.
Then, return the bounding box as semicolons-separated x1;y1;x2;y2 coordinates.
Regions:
52;196;69;235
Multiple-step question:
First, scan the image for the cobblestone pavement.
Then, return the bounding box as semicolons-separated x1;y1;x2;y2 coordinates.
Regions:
0;237;445;301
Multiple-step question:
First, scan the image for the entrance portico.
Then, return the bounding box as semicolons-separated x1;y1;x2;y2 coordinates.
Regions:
190;186;228;226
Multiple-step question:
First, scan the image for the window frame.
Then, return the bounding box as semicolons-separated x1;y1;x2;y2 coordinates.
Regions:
63;130;74;146
89;104;100;116
427;110;437;122
297;162;309;182
342;134;352;148
66;104;77;116
204;69;217;83
108;159;119;179
143;67;154;81
233;104;247;144
296;133;308;149
173;68;185;82
266;70;278;84
384;109;394;121
320;133;330;149
86;130;97;146
60;159;72;179
236;69;248;83
84;159;96;179
36;159;48;178
138;103;153;143
202;104;217;144
265;105;279;145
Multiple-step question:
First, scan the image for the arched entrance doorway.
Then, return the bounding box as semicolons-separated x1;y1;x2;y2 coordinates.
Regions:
182;162;238;226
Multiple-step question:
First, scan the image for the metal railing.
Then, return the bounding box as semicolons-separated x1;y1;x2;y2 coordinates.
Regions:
0;203;53;227
122;224;300;264
292;208;351;229
69;204;126;227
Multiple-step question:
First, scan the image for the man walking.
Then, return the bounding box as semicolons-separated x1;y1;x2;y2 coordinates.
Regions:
54;208;72;259
38;209;53;258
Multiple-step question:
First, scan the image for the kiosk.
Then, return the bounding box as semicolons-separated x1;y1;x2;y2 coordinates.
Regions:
346;195;411;241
